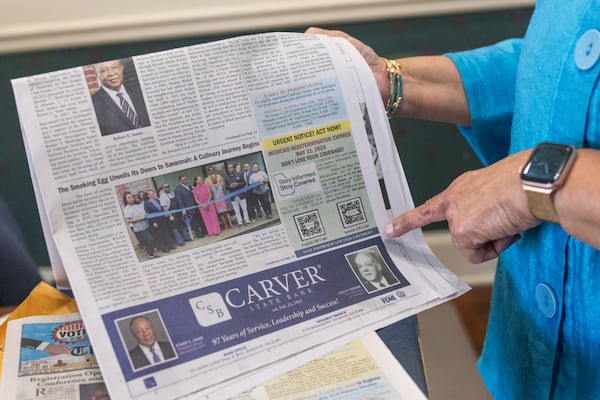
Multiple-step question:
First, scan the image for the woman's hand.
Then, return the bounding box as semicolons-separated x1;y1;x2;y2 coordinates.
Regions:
384;151;540;263
305;27;471;125
305;27;389;103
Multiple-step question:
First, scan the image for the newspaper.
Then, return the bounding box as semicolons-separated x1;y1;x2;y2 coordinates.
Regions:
0;313;105;400
12;32;467;399
1;311;424;400
228;332;426;400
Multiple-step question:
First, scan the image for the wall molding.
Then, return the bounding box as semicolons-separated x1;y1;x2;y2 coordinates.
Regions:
1;0;534;54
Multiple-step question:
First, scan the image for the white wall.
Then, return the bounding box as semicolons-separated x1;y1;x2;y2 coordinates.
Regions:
1;0;533;54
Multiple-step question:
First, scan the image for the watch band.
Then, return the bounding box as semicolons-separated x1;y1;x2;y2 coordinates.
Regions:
523;185;559;223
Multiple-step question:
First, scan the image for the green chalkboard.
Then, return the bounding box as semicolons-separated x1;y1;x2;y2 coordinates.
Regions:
0;7;533;264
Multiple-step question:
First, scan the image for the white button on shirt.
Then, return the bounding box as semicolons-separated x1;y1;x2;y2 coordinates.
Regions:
535;283;558;318
575;29;600;70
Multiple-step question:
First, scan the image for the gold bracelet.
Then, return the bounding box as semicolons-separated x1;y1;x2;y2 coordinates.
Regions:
381;57;403;119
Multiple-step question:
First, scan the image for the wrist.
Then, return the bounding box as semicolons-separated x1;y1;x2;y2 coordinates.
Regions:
374;57;391;104
520;143;577;223
381;57;403;119
36;341;50;351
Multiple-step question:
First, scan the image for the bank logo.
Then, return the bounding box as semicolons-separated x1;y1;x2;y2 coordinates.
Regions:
188;292;232;327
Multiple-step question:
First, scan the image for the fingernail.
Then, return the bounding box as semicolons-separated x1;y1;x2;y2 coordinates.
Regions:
383;223;395;236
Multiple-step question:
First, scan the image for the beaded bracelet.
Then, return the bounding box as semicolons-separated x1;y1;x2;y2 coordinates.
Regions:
382;57;403;119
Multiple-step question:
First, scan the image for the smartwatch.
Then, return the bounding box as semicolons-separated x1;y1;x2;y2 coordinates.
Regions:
520;142;577;223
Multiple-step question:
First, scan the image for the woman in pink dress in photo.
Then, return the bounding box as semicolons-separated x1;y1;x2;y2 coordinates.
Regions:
208;172;234;230
192;176;221;236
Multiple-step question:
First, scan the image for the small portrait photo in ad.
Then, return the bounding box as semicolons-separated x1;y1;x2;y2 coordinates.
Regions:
115;310;177;371
345;246;399;293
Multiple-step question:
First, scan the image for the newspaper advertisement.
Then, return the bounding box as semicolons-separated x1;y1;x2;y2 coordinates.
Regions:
0;313;106;400
228;332;426;400
1;312;423;400
13;32;467;399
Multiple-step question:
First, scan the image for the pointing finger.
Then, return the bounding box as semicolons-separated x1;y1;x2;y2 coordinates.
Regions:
383;196;447;237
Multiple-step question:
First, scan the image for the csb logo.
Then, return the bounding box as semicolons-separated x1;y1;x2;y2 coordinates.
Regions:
188;292;232;327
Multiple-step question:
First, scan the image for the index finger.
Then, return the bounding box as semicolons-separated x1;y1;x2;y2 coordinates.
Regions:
383;196;447;237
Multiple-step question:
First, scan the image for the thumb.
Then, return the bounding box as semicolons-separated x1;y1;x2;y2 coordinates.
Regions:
383;196;447;237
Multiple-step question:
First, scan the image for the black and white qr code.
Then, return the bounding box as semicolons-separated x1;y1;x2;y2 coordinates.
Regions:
294;210;325;240
337;197;367;227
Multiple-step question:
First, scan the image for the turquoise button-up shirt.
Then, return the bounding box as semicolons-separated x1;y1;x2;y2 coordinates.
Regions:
447;1;600;398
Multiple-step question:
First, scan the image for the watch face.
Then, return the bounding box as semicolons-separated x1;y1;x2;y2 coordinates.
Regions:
521;143;576;185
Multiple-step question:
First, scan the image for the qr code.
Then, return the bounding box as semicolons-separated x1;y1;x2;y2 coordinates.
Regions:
337;197;367;227
294;210;325;240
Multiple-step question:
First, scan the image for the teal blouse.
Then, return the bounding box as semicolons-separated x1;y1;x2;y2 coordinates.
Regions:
447;1;600;398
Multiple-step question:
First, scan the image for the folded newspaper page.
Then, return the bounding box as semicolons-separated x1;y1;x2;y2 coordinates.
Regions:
0;310;424;400
0;282;79;378
12;32;468;399
0;313;105;400
228;332;427;400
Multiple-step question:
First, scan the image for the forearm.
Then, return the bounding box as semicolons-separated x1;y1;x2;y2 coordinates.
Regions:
304;28;470;126
554;149;600;249
388;55;470;126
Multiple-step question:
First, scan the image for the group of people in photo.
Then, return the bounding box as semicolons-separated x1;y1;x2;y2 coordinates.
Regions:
122;160;274;259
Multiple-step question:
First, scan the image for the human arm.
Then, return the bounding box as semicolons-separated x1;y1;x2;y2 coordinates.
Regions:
194;187;209;210
21;338;71;355
175;187;188;216
383;150;537;263
306;28;523;166
383;149;600;262
260;172;269;183
224;176;234;190
40;343;72;355
205;188;212;210
553;149;600;249
238;174;247;188
159;193;170;212
124;206;146;224
306;29;537;262
125;215;145;224
305;27;471;126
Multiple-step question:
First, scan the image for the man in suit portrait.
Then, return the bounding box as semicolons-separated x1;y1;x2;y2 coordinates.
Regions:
350;248;399;293
91;59;150;136
128;315;176;370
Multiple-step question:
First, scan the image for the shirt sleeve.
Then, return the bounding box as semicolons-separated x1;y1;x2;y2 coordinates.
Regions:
159;193;169;207
445;38;522;165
